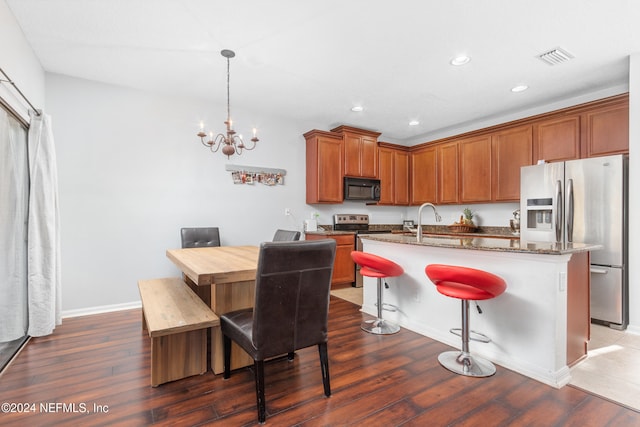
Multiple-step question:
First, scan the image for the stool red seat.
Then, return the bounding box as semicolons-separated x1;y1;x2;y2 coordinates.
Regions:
426;264;506;377
351;251;404;335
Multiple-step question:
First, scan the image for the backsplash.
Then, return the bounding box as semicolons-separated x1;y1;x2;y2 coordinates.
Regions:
318;223;513;236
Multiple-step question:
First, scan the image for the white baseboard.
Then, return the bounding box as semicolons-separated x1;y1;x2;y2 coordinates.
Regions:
62;301;141;319
626;323;640;336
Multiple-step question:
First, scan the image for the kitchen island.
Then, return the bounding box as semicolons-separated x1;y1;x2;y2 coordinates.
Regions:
358;233;600;388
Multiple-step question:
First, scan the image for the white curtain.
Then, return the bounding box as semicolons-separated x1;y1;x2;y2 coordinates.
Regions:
0;109;29;342
27;110;61;337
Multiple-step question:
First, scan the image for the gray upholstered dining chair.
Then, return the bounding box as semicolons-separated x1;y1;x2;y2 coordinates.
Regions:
272;229;301;241
220;239;336;423
180;227;221;248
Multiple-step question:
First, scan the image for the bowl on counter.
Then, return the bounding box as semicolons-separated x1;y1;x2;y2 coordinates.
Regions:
446;224;478;233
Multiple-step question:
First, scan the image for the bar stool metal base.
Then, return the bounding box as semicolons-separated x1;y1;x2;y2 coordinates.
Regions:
437;350;497;377
449;328;491;343
361;318;400;335
361;276;400;335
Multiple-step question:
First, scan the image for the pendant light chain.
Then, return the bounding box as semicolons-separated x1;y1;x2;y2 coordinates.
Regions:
196;49;259;158
226;55;231;124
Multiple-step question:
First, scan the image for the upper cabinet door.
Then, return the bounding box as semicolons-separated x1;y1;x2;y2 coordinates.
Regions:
533;115;581;162
492;125;533;202
410;146;437;205
394;150;410;205
332;126;380;178
343;134;362;177
459;135;492;203
379;145;410;205
304;130;344;204
360;135;379;178
437;142;459;204
378;147;394;205
584;102;629;157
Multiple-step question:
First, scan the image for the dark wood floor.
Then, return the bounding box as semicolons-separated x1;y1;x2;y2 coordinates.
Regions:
1;297;638;426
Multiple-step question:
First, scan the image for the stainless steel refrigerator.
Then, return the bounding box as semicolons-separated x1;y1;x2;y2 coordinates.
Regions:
520;154;628;329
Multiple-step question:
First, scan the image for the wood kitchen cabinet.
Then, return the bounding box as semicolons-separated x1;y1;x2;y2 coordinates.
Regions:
437;141;459;204
410;141;458;205
331;125;381;178
583;100;629;157
304;130;344;204
378;143;410;205
459;135;492;203
304;94;627;207
394;150;410;205
533;115;581;163
567;251;591;366
305;233;355;288
534;94;628;162
409;95;626;205
378;146;393;205
410;145;437;205
436;126;533;204
492;125;533;201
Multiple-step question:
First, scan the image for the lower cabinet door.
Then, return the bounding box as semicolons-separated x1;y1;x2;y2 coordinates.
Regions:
305;233;355;287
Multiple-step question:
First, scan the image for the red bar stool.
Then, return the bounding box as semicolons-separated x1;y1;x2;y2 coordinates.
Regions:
425;264;506;377
351;251;404;335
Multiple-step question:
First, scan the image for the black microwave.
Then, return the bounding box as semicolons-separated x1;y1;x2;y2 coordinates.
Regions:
344;177;381;201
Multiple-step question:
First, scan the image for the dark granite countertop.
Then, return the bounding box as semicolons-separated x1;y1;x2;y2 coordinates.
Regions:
304;224;600;254
358;233;601;255
305;224;516;239
304;230;356;236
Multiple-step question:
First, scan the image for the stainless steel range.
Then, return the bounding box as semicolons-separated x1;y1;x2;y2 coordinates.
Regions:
333;214;392;287
333;214;370;232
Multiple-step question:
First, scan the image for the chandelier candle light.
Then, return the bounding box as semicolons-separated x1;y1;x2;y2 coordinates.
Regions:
197;49;258;158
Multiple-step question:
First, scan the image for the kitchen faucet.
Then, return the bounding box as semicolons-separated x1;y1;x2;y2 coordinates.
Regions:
417;202;442;242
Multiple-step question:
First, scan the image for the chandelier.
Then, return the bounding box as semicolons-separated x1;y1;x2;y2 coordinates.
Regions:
197;49;258;158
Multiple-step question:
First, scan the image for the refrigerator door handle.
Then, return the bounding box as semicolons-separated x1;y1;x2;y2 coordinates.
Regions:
566;178;574;243
555;180;563;243
590;267;609;274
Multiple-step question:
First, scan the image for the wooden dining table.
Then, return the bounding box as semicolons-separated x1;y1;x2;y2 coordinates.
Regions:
166;245;259;374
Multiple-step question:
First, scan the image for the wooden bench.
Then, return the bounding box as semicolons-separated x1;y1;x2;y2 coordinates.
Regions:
138;277;220;387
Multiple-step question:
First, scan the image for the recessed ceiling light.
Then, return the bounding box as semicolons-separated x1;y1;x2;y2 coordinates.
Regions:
409;120;420;126
450;55;471;66
511;85;529;93
351;106;364;112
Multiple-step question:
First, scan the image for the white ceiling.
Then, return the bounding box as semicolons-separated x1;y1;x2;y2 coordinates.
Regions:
7;0;640;143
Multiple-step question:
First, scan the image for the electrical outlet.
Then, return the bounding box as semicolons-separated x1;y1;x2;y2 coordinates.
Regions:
284;208;291;216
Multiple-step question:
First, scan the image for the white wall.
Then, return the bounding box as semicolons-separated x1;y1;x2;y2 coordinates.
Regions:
0;0;45;120
46;73;326;313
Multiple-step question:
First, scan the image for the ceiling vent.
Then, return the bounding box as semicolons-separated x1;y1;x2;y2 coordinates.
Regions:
537;47;574;65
